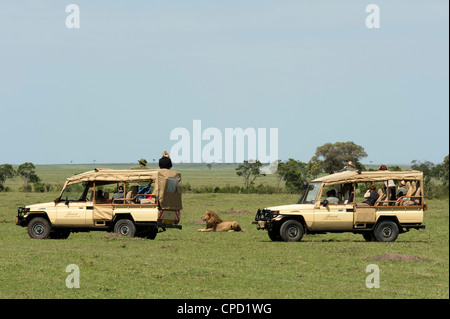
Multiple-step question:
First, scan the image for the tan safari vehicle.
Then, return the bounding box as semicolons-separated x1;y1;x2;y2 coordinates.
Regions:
15;168;182;239
254;170;426;242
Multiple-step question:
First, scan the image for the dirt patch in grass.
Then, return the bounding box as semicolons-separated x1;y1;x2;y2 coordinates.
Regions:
100;233;122;240
221;209;250;215
369;253;427;262
193;219;205;225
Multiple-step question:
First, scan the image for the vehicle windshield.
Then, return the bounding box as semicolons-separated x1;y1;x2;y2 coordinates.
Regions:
302;182;322;204
60;183;88;202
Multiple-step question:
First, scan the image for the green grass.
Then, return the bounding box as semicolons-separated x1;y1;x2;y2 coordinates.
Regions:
0;164;448;299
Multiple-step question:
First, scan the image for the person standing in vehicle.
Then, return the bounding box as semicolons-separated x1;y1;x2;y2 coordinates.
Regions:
159;151;173;169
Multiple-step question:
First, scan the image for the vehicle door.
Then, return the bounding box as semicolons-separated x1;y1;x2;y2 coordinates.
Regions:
314;203;354;229
55;183;90;226
313;184;354;230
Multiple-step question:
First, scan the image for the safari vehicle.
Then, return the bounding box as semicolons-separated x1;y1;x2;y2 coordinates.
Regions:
15;168;182;239
254;170;426;242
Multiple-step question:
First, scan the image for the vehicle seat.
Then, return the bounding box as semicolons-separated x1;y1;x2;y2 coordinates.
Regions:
413;187;422;205
375;189;387;206
126;186;138;204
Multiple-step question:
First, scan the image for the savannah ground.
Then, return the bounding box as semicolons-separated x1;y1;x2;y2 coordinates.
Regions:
0;164;448;299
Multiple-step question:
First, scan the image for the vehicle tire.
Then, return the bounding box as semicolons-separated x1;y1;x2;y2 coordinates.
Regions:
114;219;137;237
268;222;282;241
374;220;399;242
280;219;304;242
362;232;376;242
137;225;158;239
27;217;51;239
49;230;71;239
146;226;158;240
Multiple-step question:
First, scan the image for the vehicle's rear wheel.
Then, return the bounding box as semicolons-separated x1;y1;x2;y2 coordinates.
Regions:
362;232;376;242
146;226;158;240
114;219;137;237
137;225;158;239
27;217;51;239
280;219;304;242
374;220;399;242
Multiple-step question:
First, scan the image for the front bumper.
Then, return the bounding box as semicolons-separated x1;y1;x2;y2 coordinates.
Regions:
15;207;28;226
253;209;278;230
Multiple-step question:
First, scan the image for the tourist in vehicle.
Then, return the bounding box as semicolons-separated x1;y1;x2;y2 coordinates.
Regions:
112;185;124;200
397;181;408;197
159;151;173;169
325;190;339;204
378;164;396;202
358;185;379;206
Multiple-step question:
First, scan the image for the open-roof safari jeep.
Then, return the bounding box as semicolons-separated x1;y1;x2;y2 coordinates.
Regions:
15;168;182;239
254;170;426;242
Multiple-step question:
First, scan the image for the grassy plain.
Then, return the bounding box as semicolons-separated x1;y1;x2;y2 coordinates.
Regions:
0;164;448;299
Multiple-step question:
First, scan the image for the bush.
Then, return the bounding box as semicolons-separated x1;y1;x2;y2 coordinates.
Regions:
426;183;449;199
33;183;46;193
180;183;288;194
19;185;32;192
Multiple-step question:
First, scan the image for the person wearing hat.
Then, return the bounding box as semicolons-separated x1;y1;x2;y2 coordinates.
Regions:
138;158;148;167
159;151;172;169
397;181;408;198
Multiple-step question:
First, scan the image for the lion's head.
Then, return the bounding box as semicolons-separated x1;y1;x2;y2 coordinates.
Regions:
201;210;223;228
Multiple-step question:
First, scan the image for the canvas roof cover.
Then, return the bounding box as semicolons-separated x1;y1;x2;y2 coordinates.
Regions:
63;168;182;210
64;168;161;185
311;170;424;186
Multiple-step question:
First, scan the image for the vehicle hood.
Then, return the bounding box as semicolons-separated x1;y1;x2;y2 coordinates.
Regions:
265;203;314;212
25;202;56;211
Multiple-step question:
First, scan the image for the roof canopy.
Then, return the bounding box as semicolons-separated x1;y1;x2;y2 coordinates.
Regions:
65;168;162;186
62;168;182;210
311;170;424;186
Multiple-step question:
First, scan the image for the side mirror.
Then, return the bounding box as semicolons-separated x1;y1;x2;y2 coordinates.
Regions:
65;197;69;206
322;199;329;207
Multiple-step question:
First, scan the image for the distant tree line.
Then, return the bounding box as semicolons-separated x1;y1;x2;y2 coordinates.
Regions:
0;162;41;192
235;141;449;198
235;141;368;193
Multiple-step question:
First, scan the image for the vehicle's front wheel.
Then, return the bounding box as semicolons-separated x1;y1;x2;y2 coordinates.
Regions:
114;219;137;237
49;230;71;239
267;222;282;241
27;217;51;239
279;219;304;242
374;220;399;242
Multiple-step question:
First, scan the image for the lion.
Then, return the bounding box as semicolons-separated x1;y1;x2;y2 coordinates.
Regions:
197;210;245;232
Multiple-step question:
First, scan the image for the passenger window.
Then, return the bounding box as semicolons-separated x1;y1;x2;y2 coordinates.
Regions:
167;177;178;193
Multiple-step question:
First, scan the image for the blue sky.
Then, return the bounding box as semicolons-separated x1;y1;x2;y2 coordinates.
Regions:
0;1;448;165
